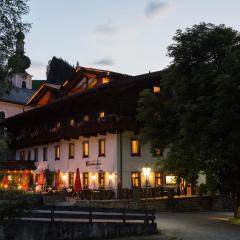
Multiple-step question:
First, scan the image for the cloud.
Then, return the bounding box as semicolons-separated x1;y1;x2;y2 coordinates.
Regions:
31;60;45;69
145;1;170;18
91;58;114;66
94;24;116;36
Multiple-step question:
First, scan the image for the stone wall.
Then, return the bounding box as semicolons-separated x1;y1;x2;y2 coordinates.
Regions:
0;221;157;240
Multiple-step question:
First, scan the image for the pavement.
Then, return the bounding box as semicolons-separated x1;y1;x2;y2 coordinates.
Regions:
113;212;240;240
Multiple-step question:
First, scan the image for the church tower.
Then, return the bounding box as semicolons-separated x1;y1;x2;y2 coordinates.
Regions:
8;31;32;89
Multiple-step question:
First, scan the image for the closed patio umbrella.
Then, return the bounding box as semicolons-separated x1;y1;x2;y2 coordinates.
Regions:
21;171;29;190
2;175;8;187
74;168;82;193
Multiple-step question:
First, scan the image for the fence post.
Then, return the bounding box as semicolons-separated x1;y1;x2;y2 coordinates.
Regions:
122;209;126;223
51;204;54;223
89;207;93;224
144;210;149;224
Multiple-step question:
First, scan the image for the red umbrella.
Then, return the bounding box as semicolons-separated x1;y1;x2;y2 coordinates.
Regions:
38;170;45;185
74;168;82;192
2;175;8;188
55;169;60;190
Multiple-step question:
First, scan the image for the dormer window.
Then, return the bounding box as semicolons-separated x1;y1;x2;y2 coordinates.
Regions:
84;115;89;122
99;112;105;119
153;86;160;94
102;78;109;84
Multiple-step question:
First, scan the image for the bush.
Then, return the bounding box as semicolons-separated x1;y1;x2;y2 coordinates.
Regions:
198;183;208;196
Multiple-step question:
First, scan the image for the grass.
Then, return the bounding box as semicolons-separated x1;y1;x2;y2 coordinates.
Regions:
230;218;240;225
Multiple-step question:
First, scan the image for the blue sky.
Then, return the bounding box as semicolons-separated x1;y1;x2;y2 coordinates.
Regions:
24;0;240;80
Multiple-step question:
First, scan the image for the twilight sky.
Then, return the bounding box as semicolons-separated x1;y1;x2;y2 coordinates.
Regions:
23;0;240;80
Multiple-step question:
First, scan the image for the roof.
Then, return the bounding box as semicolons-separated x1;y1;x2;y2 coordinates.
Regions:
32;80;46;90
0;160;36;171
0;87;36;105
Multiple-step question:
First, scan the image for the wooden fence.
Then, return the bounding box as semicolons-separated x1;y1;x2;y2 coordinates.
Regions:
20;205;156;224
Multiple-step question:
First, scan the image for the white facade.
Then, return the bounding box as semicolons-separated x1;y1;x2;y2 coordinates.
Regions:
10;73;32;89
0;101;32;118
16;131;160;189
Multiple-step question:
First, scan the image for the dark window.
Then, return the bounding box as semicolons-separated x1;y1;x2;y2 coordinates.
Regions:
98;139;105;157
82;141;89;158
131;138;141;156
131;172;141;188
0;111;5;120
155;172;163;187
55;145;60;160
22;81;26;89
43;147;48;161
27;150;31;161
69;143;74;159
68;172;74;187
98;172;105;189
83;172;89;189
34;149;38;162
20;151;25;161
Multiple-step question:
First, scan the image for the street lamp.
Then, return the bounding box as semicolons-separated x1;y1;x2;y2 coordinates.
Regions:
142;164;151;188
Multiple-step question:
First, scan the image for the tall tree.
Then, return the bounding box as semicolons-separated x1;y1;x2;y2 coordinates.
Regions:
0;0;31;158
137;23;240;218
46;57;75;85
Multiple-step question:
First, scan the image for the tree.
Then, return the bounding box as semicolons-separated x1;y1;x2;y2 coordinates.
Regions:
46;57;75;85
137;23;240;218
0;0;30;159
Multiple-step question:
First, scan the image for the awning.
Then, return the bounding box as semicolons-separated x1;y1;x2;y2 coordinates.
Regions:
0;161;36;171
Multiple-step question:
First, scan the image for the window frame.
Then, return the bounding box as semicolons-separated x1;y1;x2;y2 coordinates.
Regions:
20;151;25;161
83;172;89;189
43;147;48;162
131;138;141;156
69;143;75;159
131;171;141;188
55;145;60;160
98;139;105;157
27;150;31;161
82;141;89;158
155;172;163;187
98;171;105;189
34;148;38;162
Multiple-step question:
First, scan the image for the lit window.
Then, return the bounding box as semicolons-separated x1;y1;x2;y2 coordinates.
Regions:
84;115;89;122
82;141;89;158
131;138;141;156
69;143;74;159
70;119;75;126
102;77;109;84
153;86;160;93
131;172;141;188
34;149;38;162
56;122;61;128
99;111;105;119
43;147;48;161
155;172;163;187
55;145;60;160
68;172;74;187
98;172;105;189
166;175;177;185
98;139;105;157
20;151;25;161
83;172;89;189
154;148;161;156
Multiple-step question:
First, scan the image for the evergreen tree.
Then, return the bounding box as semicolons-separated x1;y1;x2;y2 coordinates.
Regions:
137;23;240;218
46;57;75;85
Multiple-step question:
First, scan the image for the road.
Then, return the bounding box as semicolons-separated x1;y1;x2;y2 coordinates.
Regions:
114;212;240;240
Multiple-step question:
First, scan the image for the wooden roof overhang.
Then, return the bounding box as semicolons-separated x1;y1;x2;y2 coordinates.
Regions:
0;161;36;172
3;71;162;148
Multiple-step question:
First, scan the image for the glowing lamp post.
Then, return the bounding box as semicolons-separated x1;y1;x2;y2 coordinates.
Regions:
142;164;151;188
